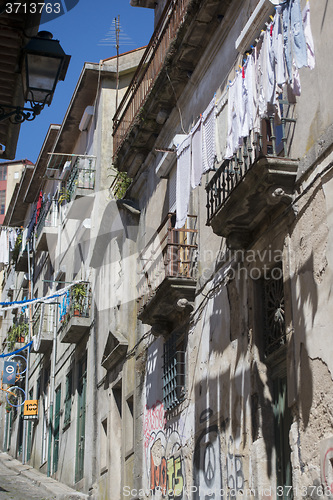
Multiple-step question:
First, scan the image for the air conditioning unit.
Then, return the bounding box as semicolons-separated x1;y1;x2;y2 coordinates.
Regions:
59;160;72;180
79;106;94;132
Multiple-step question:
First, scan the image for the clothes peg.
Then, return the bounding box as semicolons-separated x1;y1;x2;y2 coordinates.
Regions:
269;15;274;20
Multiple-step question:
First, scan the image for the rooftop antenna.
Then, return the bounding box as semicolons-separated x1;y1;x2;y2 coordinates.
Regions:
98;16;134;110
115;15;120;111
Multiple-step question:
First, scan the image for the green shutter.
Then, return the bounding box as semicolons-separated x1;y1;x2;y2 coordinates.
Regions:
53;386;61;474
75;355;87;482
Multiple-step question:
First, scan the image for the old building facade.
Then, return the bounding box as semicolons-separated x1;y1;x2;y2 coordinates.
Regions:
1;0;333;499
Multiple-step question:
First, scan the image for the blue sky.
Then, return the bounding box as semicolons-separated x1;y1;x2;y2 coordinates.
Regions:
13;0;154;163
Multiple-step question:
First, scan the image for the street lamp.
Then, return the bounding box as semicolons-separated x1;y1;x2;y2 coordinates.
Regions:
0;31;70;123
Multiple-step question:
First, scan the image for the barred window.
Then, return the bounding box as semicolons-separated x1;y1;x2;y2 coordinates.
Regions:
263;264;286;357
64;370;72;427
163;332;185;411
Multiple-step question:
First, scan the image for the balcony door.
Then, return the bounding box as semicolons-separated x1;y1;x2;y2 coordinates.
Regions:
75;354;87;482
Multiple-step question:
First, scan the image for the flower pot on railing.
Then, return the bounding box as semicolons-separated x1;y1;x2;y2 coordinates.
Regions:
72;283;87;317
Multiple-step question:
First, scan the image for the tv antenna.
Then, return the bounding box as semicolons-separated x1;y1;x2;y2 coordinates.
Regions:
98;16;134;109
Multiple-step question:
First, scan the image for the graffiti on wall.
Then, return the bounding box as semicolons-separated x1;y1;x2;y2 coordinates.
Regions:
193;409;223;499
144;401;186;498
144;401;166;452
193;410;245;499
227;436;244;497
144;404;246;498
149;430;185;498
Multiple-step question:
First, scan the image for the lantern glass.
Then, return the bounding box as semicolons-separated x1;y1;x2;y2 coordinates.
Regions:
23;53;62;105
22;32;70;107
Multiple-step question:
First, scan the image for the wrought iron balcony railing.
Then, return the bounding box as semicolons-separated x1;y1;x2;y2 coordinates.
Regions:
113;0;190;156
137;213;197;312
35;198;58;241
32;303;52;338
206;107;296;225
58;282;91;334
65;157;95;202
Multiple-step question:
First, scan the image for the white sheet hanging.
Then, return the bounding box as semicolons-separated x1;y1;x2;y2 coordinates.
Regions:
202;97;217;173
176;135;192;229
215;91;228;163
302;1;315;70
191;117;203;189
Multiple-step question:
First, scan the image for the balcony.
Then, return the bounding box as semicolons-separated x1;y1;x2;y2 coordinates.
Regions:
206;112;298;249
35;199;58;252
113;0;228;176
45;153;96;220
31;303;54;353
137;214;197;335
58;282;91;343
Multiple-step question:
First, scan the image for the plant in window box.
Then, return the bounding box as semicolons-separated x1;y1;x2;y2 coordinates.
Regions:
72;283;87;316
7;322;28;349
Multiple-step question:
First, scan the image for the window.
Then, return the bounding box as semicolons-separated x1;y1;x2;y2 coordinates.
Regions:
53;385;61;473
0;165;7;180
64;370;72;427
163;332;186;411
262;264;286;357
261;264;292;498
0;190;6;215
75;354;87;482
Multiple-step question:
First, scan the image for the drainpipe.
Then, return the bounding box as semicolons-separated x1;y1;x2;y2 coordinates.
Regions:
22;240;32;464
47;290;57;477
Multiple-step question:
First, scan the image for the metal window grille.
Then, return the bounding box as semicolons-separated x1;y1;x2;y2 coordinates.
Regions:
263;266;286;357
163;333;185;411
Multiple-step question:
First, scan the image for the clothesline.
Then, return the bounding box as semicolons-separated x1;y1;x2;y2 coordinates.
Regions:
0;280;85;312
0;341;32;358
175;0;315;228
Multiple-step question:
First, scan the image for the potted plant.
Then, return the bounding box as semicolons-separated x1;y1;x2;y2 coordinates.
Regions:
17;323;28;343
72;283;87;316
11;232;22;264
58;187;71;205
7;322;28;349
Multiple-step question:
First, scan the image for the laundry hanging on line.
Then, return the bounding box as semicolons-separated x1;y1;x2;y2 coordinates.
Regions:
174;0;315;229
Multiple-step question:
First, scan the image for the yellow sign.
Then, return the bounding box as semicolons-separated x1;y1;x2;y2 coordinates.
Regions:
24;400;38;416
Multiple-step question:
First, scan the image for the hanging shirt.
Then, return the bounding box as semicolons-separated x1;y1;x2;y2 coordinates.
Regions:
273;6;287;86
282;1;292;81
215;91;228;163
264;26;276;106
0;230;9;266
292;60;301;96
202;97;217;173
225;77;237;159
36;190;43;224
289;0;308;69
240;65;250;139
191;117;203;189
9;229;17;252
257;33;268;119
302;1;315;70
245;53;256;134
176;135;191;229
